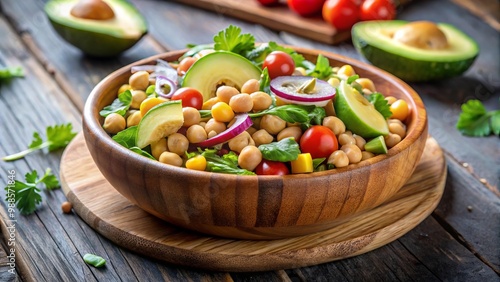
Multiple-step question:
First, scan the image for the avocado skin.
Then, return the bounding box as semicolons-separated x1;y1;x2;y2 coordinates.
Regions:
351;23;478;82
48;19;147;57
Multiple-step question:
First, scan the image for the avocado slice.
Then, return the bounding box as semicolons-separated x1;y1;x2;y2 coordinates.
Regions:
351;20;479;82
364;136;388;154
45;0;147;57
182;51;262;101
334;80;389;139
136;100;183;149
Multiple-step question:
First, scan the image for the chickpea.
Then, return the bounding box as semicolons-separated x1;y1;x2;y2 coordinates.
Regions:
294;67;307;76
246;126;258;136
129;70;150;91
327;77;340;88
118;84;132;95
389;121;406;139
385;96;398;105
361;151;375;161
61;201;72;214
390;99;410;121
385;133;401;148
167;133;189;156
216;86;239;104
238;145;262;171
229;93;253;113
150;138;167;160
277;126;302;141
186;125;207;143
207;130;218;139
126;111;142;127
177;56;197;75
250;91;273;111
202;97;220;110
356;78;376;92
260;114;286;135
228;131;254;153
322;116;345;136
159;151;183;167
327;150;349;168
204;118;226;135
341;144;362;164
353;134;366;151
103;113;126;134
337;65;356;80
182;107;201;127
338;132;356;146
131;90;147;109
240;79;260;94
252;129;274;147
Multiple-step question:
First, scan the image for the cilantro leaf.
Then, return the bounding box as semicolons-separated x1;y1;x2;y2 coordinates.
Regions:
0;66;24;80
5;169;60;214
99;90;132;117
200;149;255;175
306;54;333;80
366;93;392;119
213;25;255;56
259;68;271;94
259;138;300;162
3;123;77;161
456;99;500;137
245;42;305;68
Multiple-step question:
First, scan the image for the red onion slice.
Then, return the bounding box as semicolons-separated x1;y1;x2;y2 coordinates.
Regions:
270;76;336;107
197;114;253;147
155;76;177;99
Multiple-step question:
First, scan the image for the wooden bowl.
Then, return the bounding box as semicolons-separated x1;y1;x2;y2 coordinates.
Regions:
82;47;428;240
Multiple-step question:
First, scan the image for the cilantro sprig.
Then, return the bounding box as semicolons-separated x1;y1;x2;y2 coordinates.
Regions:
3;123;77;161
213;25;255;56
366;93;392;119
456;99;500;137
5;168;59;214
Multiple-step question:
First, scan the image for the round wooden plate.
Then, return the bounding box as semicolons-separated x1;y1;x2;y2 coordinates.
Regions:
60;133;446;272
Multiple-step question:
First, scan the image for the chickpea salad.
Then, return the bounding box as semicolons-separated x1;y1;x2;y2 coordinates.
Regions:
100;25;410;176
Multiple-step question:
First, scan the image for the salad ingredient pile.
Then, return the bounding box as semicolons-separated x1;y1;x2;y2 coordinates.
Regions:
100;25;411;175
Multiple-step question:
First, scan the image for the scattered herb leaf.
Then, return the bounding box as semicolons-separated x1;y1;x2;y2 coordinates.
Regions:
112;126;137;148
200;149;255;175
259;138;300;162
83;253;106;268
213;25;255;56
456;99;500;137
366;93;392;119
0;66;24;80
3;123;77;161
249;104;313;123
306;54;333;80
259;67;271;94
99;90;132;117
5;168;60;214
130;147;155;160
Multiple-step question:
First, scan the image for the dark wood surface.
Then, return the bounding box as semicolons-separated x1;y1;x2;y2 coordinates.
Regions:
0;0;498;281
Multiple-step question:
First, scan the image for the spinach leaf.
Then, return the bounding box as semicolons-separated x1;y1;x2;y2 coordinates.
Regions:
258;138;300;162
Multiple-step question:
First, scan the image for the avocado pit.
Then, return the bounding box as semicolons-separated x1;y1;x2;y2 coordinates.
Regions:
392;21;448;50
70;0;115;20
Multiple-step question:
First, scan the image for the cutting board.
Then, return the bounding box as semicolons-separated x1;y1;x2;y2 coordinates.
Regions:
170;0;412;44
60;134;446;272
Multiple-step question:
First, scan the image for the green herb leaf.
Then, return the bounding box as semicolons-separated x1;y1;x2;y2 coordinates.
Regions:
259;67;271;94
112;126;137;148
4;169;59;214
213;25;255;56
201;149;255;175
366;93;392;119
249;105;313;123
456;99;500;137
199;110;212;119
179;43;213;60
244;42;305;68
99;90;132;117
259;138;300;162
312;158;326;169
346;75;360;84
130;147;155;160
307;106;326;126
83;253;106;268
0;66;24;80
306;54;333;80
3;123;77;161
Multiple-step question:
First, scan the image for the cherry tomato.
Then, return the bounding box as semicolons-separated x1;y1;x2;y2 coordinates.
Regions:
299;125;338;159
360;0;396;21
287;0;325;16
262;51;295;79
255;160;290;175
322;0;360;31
256;0;280;6
170;87;203;110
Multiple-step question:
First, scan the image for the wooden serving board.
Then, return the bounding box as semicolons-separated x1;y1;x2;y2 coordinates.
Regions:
60;134;446;272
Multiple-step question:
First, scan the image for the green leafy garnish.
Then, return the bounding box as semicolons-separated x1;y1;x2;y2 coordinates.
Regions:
456;99;500;136
99;90;132;117
346;74;360;85
307;106;326;127
366;93;392;119
258;138;300;162
305;54;333;80
112;126;137;148
245;42;305;68
259;67;271;94
313;158;326;170
249;104;312;123
130;147;155;160
199;110;213;119
5;168;59;214
3;123;77;161
199;149;255;175
213;25;255;56
0;66;24;80
83;253;106;268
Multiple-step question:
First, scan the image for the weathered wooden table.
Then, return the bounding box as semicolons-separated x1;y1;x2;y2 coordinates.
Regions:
0;0;499;280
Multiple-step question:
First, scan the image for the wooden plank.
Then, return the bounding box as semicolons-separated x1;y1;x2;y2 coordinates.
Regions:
452;0;500;31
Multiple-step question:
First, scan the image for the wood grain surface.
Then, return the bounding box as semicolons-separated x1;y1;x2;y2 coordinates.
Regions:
59;134;446;272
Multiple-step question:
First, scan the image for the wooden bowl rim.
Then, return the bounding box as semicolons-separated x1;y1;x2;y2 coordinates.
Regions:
83;47;427;182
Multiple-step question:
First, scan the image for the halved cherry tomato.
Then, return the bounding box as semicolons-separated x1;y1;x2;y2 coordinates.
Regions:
299;125;338;159
322;0;359;31
170;87;203;110
360;0;396;21
262;51;295;79
255;160;290;175
287;0;325;17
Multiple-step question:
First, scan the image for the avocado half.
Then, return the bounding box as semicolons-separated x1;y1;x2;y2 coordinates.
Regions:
45;0;148;57
351;20;479;82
